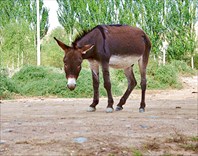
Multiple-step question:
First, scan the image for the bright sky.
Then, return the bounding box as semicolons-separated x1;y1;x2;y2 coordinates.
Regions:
43;0;61;32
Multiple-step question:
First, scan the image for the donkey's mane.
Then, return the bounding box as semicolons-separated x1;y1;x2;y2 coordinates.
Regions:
72;30;89;47
72;26;98;47
72;24;124;47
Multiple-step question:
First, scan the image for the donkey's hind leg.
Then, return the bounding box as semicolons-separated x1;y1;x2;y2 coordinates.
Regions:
138;58;147;113
116;66;137;111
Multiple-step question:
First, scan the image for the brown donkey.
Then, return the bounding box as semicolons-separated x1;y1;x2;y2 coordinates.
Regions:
54;24;151;113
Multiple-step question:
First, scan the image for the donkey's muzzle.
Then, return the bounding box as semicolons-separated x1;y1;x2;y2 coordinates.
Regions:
67;78;76;91
67;84;76;90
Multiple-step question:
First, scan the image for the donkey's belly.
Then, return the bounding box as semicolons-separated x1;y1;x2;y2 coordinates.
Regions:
109;55;141;69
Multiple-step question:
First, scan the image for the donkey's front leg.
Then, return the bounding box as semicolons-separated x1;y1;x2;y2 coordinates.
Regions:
102;63;114;113
87;69;99;112
87;62;99;112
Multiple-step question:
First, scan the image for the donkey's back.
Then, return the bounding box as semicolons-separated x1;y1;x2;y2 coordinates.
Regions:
100;25;149;55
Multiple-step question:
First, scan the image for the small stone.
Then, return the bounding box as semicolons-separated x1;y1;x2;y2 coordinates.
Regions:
3;129;14;133
25;104;31;107
0;140;6;144
140;124;148;129
73;137;88;143
126;125;131;128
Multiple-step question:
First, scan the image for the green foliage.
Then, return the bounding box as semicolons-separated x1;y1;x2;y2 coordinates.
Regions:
9;60;194;99
132;149;143;156
41;27;69;68
0;0;49;69
0;0;49;39
155;64;179;88
0;68;18;99
12;65;123;98
0;20;36;68
193;53;198;69
57;0;197;64
116;60;192;90
170;60;195;75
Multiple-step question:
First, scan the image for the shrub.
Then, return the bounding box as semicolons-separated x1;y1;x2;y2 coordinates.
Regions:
146;61;182;89
0;68;18;99
170;60;195;75
194;53;198;69
8;60;194;99
12;65;123;98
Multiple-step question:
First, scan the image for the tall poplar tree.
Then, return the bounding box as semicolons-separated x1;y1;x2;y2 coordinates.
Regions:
0;0;49;68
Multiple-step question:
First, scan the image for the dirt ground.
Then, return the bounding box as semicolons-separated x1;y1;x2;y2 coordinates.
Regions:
0;76;197;156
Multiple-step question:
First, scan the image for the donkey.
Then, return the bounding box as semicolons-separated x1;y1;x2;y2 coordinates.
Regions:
54;24;151;113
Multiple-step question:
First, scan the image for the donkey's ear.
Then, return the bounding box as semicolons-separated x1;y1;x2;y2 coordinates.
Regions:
80;44;94;54
54;37;70;51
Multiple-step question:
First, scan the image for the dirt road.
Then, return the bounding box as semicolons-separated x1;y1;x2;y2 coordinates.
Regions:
0;76;197;155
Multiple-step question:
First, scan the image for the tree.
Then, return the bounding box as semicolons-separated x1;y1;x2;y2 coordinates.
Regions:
0;0;49;68
57;0;197;66
165;0;197;65
0;20;36;68
41;27;68;68
0;0;49;39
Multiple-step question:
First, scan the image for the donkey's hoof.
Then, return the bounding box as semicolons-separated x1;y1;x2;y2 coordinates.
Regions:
115;106;123;111
139;108;145;113
87;106;96;112
106;107;114;113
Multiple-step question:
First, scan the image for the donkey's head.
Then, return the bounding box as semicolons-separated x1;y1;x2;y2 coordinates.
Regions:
54;37;94;90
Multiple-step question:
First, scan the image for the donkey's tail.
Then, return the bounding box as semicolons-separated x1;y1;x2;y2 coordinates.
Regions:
142;33;151;65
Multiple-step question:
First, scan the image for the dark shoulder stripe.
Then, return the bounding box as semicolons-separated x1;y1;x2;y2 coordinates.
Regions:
96;25;106;53
96;25;106;40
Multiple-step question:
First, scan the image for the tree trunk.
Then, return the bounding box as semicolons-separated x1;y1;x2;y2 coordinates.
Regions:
191;56;194;69
163;50;166;65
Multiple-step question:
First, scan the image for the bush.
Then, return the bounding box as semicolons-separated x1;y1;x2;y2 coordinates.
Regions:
146;61;182;89
0;68;18;99
170;60;195;75
4;60;194;99
194;53;198;69
12;65;123;98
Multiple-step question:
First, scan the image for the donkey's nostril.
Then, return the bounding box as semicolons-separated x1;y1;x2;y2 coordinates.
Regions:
67;84;76;91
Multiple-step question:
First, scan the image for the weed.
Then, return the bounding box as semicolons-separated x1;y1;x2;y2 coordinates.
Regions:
191;136;198;142
167;130;187;144
144;141;160;151
132;149;143;156
180;143;198;152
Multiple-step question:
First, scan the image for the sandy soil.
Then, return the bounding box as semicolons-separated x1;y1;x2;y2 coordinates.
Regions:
0;76;197;156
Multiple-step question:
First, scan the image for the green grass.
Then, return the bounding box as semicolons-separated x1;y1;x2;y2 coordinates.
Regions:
132;149;143;156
